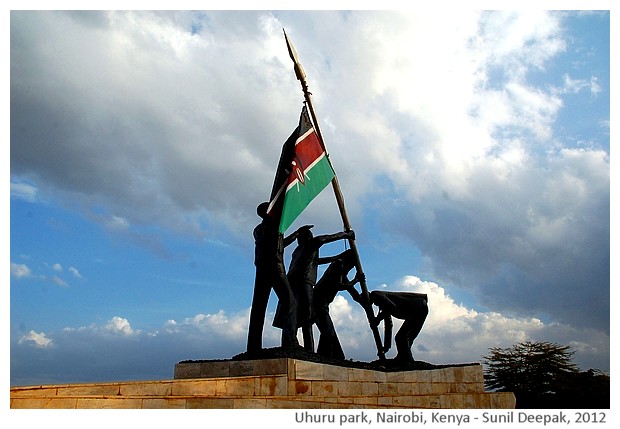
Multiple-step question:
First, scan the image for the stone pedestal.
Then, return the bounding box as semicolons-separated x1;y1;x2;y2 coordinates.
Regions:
172;357;515;409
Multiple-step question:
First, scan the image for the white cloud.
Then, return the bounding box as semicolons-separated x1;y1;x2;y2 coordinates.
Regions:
18;330;53;348
164;310;250;341
556;74;603;98
10;181;38;202
10;262;32;279
104;316;137;336
68;267;82;278
105;215;130;231
561;74;590;94
589;76;602;97
477;10;566;77
51;276;68;288
10;260;83;286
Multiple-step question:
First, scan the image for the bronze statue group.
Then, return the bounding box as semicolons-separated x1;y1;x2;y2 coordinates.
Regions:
247;202;429;363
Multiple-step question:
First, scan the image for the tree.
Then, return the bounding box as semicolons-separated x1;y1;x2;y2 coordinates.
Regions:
483;341;609;408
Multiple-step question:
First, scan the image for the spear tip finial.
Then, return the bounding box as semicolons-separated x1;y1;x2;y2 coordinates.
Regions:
283;29;306;82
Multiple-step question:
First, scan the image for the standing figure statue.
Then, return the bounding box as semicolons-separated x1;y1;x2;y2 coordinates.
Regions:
368;291;429;363
276;226;354;351
312;249;363;360
247;202;307;352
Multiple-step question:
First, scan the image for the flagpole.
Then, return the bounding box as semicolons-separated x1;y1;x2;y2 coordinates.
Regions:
283;29;386;361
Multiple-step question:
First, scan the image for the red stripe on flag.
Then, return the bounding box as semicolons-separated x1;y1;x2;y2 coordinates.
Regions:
294;130;324;173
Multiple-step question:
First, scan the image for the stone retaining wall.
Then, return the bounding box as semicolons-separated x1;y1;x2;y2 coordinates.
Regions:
10;358;515;409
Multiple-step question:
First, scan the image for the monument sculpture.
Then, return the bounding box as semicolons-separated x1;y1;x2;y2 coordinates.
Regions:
213;31;516;404
173;30;514;412
244;30;428;364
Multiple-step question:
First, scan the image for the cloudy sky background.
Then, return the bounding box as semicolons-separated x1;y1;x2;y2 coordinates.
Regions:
8;8;612;387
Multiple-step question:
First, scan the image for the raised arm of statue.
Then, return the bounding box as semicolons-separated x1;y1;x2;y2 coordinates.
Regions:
313;229;355;249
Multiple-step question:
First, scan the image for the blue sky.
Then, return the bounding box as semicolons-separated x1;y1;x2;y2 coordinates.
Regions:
7;8;612;387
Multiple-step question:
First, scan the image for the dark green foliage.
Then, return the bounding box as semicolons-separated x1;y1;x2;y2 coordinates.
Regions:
483;341;609;408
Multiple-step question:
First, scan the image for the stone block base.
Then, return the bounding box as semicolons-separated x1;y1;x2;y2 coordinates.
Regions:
11;358;515;409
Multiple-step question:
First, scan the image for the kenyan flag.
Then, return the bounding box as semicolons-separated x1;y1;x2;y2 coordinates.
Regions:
267;106;335;233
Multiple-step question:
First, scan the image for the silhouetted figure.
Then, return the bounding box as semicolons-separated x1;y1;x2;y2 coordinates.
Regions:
312;249;362;359
369;291;429;363
276;226;354;351
247;202;306;352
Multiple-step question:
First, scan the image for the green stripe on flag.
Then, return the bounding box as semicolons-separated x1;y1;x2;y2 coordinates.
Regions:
279;155;334;233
